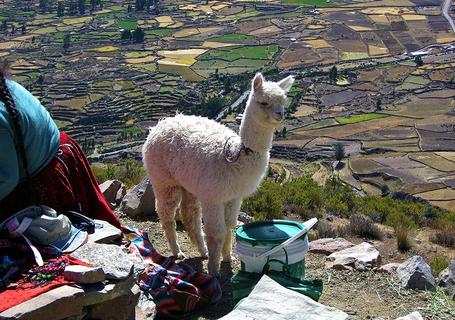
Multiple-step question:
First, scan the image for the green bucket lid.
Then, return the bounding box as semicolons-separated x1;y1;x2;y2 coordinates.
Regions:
236;220;306;246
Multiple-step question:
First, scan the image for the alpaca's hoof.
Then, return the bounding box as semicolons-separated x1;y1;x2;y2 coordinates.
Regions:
222;255;236;262
174;252;186;260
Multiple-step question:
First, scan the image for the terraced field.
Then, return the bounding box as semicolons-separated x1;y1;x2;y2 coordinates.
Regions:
1;0;454;210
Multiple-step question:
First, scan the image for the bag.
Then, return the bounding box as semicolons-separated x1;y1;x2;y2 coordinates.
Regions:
231;257;323;306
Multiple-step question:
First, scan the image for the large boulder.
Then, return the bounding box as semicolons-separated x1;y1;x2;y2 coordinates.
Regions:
71;242;142;280
220;275;349;320
99;180;125;207
325;242;381;271
310;238;354;255
396;256;435;290
120;177;155;218
438;259;455;299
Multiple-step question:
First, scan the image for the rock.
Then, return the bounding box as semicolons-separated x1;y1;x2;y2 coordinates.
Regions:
87;285;140;320
64;265;105;284
438;259;455;287
120;177;155;217
238;211;253;224
88;219;122;244
310;238;354;255
395;311;424;320
376;263;400;274
396;256;435;290
438;260;455;300
219;275;349;320
100;180;124;207
82;275;136;307
136;292;157;320
115;185;126;206
326;242;381;271
0;286;85;320
71;242;139;280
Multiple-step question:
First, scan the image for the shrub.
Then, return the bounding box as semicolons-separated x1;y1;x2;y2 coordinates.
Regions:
430;230;455;248
395;225;412;252
242;179;284;220
283;176;323;218
91;158;144;188
315;220;336;238
323;177;360;217
348;214;383;240
429;255;450;276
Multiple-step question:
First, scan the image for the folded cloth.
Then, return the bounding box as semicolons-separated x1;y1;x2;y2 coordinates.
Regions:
0;255;91;312
123;226;222;316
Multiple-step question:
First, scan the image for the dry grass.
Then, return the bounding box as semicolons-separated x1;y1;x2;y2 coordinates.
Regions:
395;225;413;252
348;215;383;240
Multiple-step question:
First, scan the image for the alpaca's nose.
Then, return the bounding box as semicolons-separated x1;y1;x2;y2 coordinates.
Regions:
274;111;284;121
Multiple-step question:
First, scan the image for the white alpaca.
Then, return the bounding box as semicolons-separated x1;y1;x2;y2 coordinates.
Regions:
142;73;295;275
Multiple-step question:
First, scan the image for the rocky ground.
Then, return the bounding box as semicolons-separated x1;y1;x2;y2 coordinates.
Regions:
118;213;455;320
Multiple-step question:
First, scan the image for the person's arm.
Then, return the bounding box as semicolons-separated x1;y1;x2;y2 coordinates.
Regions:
0;128;19;200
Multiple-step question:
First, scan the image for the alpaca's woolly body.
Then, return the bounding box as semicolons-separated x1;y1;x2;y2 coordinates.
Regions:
143;114;269;204
142;73;294;275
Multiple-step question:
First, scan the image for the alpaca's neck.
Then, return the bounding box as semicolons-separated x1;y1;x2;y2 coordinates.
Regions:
239;102;274;153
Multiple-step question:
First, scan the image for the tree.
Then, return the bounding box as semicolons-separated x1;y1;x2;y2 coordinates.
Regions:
415;55;423;67
127;4;133;12
329;66;337;84
78;0;85;15
21;24;26;34
136;0;145;11
39;0;48;13
90;0;97;11
334;142;345;165
57;2;65;16
121;29;132;40
63;33;71;51
132;27;145;43
375;98;382;111
282;127;287;138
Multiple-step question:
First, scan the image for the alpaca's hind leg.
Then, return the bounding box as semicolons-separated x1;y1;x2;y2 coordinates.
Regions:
155;186;184;259
201;202;226;276
180;189;208;258
223;199;242;262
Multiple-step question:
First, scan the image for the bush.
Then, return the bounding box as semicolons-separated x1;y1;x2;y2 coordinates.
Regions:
91;158;144;188
395;225;412;252
430;230;455;248
315;220;336;238
283;176;323;219
348;214;383;240
242;179;284;220
323;177;360;217
429;255;450;276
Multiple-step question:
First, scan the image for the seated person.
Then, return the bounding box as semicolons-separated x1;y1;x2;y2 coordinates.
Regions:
0;63;120;228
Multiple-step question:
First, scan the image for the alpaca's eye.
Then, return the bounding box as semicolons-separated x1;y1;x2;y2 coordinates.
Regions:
260;102;268;106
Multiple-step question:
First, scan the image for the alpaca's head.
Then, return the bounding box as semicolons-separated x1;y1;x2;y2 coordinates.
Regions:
246;73;295;128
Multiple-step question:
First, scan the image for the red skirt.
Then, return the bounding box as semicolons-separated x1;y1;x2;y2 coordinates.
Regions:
0;131;121;228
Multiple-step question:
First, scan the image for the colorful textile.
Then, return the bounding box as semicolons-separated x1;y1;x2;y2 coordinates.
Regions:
0;131;121;229
0;255;91;312
123;227;222;316
0;80;60;201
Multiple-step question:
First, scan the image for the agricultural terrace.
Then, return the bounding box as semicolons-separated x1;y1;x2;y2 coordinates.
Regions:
0;0;454;210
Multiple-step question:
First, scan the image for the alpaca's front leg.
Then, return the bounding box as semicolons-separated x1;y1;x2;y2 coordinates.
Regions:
223;198;242;262
201;202;226;276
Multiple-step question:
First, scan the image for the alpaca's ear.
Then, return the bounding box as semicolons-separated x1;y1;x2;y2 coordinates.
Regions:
277;75;295;93
252;73;264;92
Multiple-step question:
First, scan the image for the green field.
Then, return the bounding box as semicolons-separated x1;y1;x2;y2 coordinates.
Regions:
336;113;388;124
209;33;256;43
116;19;137;30
145;28;175;37
198;45;279;62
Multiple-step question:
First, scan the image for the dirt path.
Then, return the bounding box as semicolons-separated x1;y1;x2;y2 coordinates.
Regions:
442;0;455;33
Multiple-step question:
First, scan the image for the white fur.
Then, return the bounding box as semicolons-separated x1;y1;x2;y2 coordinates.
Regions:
142;73;295;275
